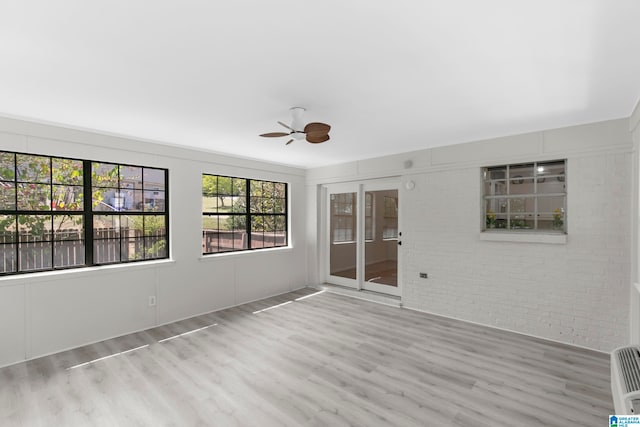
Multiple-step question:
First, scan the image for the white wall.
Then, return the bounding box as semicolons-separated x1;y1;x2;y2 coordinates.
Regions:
307;118;632;352
0;117;308;367
630;99;640;345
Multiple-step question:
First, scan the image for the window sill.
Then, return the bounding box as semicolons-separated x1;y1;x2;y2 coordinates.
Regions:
199;246;293;261
0;258;176;286
479;231;567;244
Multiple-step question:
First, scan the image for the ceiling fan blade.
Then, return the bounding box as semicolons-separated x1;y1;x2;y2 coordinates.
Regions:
285;139;294;145
304;122;331;134
259;132;289;138
278;121;295;131
306;133;330;144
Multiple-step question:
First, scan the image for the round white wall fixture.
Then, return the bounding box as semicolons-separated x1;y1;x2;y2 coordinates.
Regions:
405;180;415;190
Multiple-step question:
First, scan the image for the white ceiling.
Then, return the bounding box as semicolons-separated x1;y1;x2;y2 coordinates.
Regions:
1;1;640;169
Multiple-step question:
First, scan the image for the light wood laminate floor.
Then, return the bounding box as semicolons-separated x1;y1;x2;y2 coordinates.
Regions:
0;288;613;426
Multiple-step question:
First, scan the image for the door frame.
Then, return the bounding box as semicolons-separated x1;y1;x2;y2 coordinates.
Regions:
323;178;402;297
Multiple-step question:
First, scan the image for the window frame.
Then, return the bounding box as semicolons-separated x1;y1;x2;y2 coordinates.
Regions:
482;159;567;234
0;150;169;276
202;174;288;255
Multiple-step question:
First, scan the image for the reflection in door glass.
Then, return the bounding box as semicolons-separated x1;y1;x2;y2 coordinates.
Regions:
329;192;357;279
364;190;398;287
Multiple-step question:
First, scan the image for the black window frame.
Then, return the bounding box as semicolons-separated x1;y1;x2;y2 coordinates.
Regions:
0;149;169;276
202;174;288;254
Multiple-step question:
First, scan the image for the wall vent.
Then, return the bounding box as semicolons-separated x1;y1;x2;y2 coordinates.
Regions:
612;346;640;414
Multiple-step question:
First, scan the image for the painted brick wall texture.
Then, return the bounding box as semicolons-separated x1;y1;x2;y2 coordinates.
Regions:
402;153;631;352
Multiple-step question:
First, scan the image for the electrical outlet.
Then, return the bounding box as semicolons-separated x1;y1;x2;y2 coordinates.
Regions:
148;296;157;307
419;272;428;279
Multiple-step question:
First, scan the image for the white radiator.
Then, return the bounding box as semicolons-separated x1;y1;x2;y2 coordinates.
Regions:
611;346;640;414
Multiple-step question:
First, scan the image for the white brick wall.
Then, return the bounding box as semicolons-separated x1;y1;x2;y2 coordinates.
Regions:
401;153;631;351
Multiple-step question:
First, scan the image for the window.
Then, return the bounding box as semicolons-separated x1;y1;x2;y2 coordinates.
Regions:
92;163;168;263
0;150;168;276
202;175;287;254
483;160;566;233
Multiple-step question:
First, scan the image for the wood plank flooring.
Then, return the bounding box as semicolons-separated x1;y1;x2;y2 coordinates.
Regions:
0;288;613;426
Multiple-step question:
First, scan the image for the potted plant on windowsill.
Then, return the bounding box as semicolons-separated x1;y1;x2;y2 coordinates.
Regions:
552;208;564;231
486;210;496;229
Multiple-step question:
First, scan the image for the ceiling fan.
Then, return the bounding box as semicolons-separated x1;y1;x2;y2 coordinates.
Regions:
260;107;331;145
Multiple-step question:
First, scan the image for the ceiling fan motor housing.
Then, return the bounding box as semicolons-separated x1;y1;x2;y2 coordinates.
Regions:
290;106;306;137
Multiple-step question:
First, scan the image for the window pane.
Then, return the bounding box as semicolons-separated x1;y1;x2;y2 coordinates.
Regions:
508;216;535;230
273;198;285;214
510;178;534;195
92;162;119;187
538;196;565;231
53;215;83;241
485;166;506;181
250;196;263;213
144;236;166;259
230;183;247;213
120;166;142;189
18;215;52;241
231;215;247;250
123;239;144;261
0;152;15;181
536;161;565;180
94;239;121;264
0;183;16;210
52;158;83;185
251;216;264;249
202;216;220;253
0;244;16;273
202;182;218;213
263;181;277;199
115;189;142;212
93;188;120;211
120;215;139;239
19;242;52;271
537;178;566;195
94;215;121;239
509;197;534;214
17;183;51;210
218;220;235;252
251;216;263;233
484;179;507;196
0;215;16;243
232;178;246;197
217;176;232;196
17;154;50;183
275;215;286;232
275;229;287;247
509;163;534;180
493;213;508;229
143;168;165;191
54;215;84;266
144;215;166;236
52;185;83;211
250;180;263;197
274;182;286;198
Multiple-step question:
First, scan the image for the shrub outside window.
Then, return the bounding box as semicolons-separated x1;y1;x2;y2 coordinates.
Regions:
202;174;287;254
483;160;566;233
0;150;168;276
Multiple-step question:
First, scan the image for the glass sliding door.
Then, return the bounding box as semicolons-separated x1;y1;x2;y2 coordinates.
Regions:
328;189;359;287
325;180;401;296
362;189;398;293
